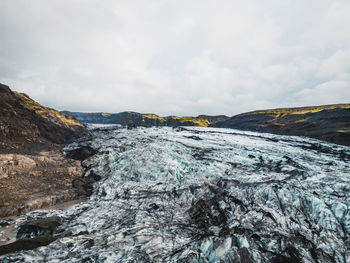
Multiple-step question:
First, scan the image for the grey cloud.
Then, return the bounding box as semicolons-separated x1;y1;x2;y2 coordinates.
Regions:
0;0;349;116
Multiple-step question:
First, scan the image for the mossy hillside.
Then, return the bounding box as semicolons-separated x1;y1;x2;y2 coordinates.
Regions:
0;83;85;148
141;115;212;127
252;104;350;117
166;116;211;127
142;114;166;126
101;112;112;117
250;104;350;129
214;103;350;146
62;111;229;127
14;92;84;131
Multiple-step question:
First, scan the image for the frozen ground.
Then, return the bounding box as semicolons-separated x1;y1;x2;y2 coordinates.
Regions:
1;126;350;262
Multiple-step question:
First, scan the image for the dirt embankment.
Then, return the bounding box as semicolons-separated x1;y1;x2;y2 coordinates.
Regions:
0;149;84;217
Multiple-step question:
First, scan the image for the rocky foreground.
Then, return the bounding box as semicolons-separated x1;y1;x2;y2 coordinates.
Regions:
0;83;87;217
0;149;83;217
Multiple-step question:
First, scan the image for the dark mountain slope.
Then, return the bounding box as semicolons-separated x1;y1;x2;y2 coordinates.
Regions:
214;104;350;146
0;83;85;151
61;111;229;127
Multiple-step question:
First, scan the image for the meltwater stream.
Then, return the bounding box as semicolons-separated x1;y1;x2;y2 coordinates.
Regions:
1;126;350;262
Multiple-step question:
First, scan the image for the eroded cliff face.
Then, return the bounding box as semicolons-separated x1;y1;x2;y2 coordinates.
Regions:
214;104;350;146
0;84;87;217
0;83;85;151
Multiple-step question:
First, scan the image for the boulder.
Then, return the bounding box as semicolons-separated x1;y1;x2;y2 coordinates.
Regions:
0;216;61;256
16;216;61;239
65;146;97;161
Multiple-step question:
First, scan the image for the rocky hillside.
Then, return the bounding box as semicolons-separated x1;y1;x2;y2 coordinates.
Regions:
0;83;85;151
0;83;87;217
214;104;350;146
61;111;229;127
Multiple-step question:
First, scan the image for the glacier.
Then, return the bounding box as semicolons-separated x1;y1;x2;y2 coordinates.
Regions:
1;126;350;262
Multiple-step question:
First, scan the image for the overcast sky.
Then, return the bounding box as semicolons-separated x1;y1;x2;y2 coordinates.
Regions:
1;0;350;116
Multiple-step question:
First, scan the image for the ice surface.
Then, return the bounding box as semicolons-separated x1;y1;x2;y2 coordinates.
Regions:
1;126;350;262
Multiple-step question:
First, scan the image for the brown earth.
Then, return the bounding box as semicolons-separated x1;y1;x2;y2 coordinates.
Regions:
0;149;84;217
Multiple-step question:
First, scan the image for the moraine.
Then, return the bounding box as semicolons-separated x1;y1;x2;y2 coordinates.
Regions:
1;125;350;262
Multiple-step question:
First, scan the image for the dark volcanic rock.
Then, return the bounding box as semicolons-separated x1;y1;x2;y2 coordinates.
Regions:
72;169;102;197
65;146;98;161
0;217;61;256
0;236;57;256
16;216;61;240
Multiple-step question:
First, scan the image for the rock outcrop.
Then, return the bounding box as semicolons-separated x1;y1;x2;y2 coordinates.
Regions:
0;150;84;217
214;104;350;146
61;110;229;127
0;216;62;255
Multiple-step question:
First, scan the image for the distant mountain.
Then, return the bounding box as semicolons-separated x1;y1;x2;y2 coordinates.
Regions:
214;104;350;146
0;83;85;150
61;111;229;127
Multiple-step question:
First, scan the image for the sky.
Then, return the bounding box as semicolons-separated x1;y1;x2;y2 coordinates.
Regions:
1;0;350;116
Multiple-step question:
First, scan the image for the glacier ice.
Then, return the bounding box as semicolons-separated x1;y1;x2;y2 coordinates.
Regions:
1;126;350;262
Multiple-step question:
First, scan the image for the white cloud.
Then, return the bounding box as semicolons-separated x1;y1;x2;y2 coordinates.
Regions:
0;0;349;116
296;80;350;106
318;50;350;80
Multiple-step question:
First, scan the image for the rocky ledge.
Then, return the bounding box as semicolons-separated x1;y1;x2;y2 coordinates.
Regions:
0;149;84;217
0;216;62;255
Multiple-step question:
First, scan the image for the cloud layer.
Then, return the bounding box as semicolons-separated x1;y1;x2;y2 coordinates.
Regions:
1;0;349;116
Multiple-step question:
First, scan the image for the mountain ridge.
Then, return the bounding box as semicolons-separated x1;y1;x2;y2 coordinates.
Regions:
62;103;350;146
213;103;350;146
60;110;229;127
